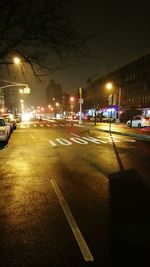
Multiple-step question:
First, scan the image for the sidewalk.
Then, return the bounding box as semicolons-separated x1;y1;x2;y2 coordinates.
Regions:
80;121;150;141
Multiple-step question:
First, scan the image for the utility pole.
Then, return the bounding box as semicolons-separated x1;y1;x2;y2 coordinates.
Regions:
118;87;121;122
79;87;83;124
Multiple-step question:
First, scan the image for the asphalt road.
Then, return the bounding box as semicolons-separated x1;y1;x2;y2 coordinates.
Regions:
0;119;150;267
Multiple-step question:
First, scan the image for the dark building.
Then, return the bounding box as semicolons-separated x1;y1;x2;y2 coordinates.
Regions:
85;53;150;120
45;79;63;106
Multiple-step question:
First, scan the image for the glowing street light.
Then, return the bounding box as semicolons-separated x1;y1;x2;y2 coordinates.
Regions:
106;82;113;90
70;96;74;102
19;89;24;94
13;57;21;65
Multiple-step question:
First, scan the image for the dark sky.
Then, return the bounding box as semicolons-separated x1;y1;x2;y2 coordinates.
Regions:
51;1;150;91
2;1;150;106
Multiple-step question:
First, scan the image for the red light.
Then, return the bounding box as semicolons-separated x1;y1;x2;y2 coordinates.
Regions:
70;97;74;101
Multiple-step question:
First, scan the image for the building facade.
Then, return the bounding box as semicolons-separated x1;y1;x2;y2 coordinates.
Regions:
85;53;150;120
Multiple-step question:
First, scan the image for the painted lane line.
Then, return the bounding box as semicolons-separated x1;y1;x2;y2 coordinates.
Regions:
56;138;72;145
51;179;94;262
82;136;107;144
101;136;136;143
70;137;88;144
48;140;57;147
70;133;80;137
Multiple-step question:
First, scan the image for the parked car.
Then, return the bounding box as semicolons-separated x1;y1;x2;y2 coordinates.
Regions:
127;115;150;128
0;118;11;144
102;117;116;123
1;113;17;132
15;114;21;122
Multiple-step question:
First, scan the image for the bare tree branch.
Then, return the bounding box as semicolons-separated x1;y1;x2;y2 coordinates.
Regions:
0;0;115;77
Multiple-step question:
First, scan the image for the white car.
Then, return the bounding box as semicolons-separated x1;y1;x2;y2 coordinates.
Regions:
127;115;150;128
0;118;11;144
2;114;17;132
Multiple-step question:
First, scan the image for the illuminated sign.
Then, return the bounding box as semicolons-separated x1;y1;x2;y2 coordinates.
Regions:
24;87;30;94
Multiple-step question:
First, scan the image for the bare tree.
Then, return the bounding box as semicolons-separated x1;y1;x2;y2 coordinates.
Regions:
0;0;83;76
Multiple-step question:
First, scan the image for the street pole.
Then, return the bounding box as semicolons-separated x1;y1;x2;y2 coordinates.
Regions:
79;87;82;124
118;87;121;122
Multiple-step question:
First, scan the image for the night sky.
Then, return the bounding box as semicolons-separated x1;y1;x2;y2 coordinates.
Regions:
3;1;150;106
50;1;150;92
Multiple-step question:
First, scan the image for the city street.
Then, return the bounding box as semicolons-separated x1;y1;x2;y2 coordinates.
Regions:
0;119;150;267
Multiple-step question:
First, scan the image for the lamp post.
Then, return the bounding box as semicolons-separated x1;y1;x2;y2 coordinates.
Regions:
20;99;24;113
79;87;83;124
55;102;60;118
117;87;122;122
70;96;74;125
105;82;113;132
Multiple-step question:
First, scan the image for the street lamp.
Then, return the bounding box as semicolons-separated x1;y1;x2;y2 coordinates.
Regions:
69;96;75;124
55;102;60;118
19;89;24;94
105;82;113;132
106;82;113;90
118;87;122;122
105;82;121;122
20;99;24;113
79;87;83;125
70;97;74;114
13;57;21;65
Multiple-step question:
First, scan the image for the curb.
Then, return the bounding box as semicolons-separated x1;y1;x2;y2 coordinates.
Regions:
78;124;150;141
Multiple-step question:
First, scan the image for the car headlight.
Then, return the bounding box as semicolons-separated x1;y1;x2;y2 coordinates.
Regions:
0;130;6;135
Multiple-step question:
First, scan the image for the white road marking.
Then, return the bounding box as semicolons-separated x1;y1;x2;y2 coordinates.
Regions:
101;136;136;143
82;136;107;144
51;179;94;262
30;134;34;139
56;138;72;145
48;135;136;147
48;140;57;147
70;137;88;144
